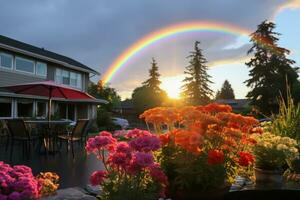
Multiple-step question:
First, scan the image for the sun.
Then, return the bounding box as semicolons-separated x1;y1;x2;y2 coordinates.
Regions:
160;75;184;99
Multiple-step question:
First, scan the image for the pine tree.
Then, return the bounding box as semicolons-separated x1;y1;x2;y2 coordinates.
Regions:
216;80;235;99
181;41;213;105
132;58;167;113
142;58;161;92
244;20;298;114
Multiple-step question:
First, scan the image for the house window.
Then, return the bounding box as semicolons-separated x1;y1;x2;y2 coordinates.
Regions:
0;53;13;69
36;62;47;76
17;99;34;118
36;101;47;118
0;98;12;118
15;57;35;74
55;68;82;89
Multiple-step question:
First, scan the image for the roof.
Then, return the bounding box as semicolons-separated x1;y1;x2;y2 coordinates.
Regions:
0;35;99;75
214;99;250;109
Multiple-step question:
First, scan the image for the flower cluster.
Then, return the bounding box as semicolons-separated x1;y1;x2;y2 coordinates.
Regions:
86;129;168;200
251;132;299;170
36;172;59;197
0;162;40;200
140;103;258;191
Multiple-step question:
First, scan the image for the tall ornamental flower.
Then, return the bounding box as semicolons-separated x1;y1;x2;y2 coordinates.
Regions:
85;131;117;153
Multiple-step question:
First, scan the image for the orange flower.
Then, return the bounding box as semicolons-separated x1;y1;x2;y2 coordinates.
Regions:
197;103;232;113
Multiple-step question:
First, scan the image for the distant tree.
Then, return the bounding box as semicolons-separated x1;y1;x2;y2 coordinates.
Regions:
131;58;167;113
88;80;121;111
216;80;235;99
181;41;213;105
142;58;161;91
244;20;298;114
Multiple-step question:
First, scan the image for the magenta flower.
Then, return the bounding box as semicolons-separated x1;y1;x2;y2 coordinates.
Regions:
108;152;130;167
90;170;107;186
132;152;154;168
129;135;160;152
115;142;131;154
85;131;117;154
148;163;168;185
8;192;20;200
126;129;152;139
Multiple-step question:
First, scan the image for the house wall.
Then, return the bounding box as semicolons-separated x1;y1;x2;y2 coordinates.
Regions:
0;47;90;92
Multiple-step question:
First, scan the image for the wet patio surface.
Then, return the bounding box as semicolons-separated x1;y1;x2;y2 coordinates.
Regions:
0;140;103;189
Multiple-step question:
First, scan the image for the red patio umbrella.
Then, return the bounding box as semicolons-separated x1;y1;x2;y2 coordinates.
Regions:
1;80;96;121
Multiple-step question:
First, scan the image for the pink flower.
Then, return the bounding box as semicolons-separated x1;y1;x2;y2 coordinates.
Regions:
85;131;117;153
132;152;154;168
8;192;20;200
108;152;130;167
126;129;152;139
148;163;168;185
90;170;107;186
115;142;131;154
0;194;7;200
129;135;160;152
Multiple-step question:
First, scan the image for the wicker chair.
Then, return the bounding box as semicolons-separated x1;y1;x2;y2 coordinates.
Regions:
58;119;89;158
6;119;38;160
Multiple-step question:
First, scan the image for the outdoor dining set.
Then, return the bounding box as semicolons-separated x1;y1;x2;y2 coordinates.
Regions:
0;118;92;160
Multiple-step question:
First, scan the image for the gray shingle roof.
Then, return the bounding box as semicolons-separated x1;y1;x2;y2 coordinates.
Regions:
0;35;99;75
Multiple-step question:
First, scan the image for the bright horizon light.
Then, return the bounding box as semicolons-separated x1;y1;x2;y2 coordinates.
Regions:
160;75;185;99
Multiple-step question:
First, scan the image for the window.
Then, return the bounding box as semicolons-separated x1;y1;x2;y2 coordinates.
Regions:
36;101;47;118
0;53;13;69
36;62;47;76
0;98;12;118
55;68;82;89
15;57;34;73
17;99;34;118
62;70;70;85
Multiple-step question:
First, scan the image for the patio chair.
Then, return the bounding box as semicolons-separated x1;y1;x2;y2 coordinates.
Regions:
58;119;89;158
82;119;93;145
0;120;9;151
6;119;38;160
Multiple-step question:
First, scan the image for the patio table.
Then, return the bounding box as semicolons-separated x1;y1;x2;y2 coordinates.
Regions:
25;120;74;154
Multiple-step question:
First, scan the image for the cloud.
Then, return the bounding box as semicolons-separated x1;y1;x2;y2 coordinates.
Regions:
0;0;295;98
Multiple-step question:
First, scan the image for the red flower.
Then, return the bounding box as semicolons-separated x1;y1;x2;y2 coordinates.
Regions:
89;170;107;186
159;134;170;146
238;152;254;167
207;149;224;165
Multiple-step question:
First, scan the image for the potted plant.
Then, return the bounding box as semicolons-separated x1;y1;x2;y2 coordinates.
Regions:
86;130;168;200
251;132;299;186
140;104;259;200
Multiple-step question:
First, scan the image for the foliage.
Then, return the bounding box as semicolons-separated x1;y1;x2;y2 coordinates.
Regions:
140;103;259;192
271;90;300;141
251;132;299;170
181;41;213;105
88;80;121;111
86;130;167;200
131;58;167;114
216;80;235;100
0;161;59;200
96;107;117;131
244;20;298;114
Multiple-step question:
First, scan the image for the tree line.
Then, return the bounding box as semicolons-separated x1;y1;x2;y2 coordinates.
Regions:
90;20;299;117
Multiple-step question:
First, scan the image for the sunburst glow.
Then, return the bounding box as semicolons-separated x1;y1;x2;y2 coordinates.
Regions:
160;75;184;99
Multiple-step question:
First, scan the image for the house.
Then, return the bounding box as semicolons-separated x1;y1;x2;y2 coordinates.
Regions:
0;35;106;120
214;99;250;112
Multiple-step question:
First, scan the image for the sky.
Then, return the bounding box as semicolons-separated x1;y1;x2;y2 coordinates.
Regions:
0;0;300;99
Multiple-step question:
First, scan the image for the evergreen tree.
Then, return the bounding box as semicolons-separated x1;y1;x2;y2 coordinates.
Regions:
132;58;167;113
142;58;161;91
181;41;213;105
244;20;298;114
216;80;235;99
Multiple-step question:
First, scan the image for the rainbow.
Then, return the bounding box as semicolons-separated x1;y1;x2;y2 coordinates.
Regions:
102;21;275;84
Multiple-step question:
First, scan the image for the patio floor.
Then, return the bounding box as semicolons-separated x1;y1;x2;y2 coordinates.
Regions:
0;140;104;189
